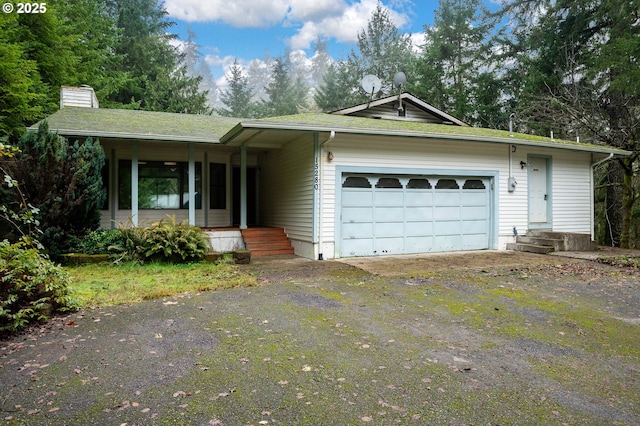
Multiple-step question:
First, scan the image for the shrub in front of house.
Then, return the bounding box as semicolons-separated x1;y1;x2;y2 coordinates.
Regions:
109;216;210;263
0;241;77;336
75;228;126;255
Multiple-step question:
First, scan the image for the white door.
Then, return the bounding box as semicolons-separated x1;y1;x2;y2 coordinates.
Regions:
528;157;548;224
340;174;491;257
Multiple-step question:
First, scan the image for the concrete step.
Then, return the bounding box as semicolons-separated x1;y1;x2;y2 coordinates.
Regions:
526;231;597;251
506;242;555;254
517;236;565;251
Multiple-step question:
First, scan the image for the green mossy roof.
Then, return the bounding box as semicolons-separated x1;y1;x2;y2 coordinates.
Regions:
251;113;628;154
31;107;630;156
30;107;240;143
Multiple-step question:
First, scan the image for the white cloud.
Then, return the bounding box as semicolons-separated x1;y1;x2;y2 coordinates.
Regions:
166;0;410;50
165;0;290;27
290;0;410;50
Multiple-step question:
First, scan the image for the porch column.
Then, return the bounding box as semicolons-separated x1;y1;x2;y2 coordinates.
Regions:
110;149;116;228
188;142;196;226
131;141;139;226
240;143;247;229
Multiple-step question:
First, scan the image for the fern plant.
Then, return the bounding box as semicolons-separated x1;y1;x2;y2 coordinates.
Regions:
109;216;210;263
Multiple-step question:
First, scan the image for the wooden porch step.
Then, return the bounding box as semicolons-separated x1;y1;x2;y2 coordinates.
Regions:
241;227;294;256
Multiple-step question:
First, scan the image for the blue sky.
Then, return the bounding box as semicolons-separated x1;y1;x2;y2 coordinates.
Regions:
165;0;441;83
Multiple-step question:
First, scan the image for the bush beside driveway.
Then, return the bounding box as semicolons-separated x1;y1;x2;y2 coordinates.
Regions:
1;251;639;425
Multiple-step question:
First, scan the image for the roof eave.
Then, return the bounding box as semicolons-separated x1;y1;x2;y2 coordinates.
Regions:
222;121;632;156
27;125;220;144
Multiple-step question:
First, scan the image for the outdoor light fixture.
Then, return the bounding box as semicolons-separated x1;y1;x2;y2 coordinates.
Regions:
520;161;527;169
327;151;334;161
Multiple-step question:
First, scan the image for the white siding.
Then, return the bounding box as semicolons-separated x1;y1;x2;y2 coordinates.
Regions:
319;134;594;258
259;136;314;243
549;150;592;232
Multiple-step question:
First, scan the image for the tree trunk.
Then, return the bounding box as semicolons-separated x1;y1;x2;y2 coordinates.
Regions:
603;161;623;247
619;156;636;249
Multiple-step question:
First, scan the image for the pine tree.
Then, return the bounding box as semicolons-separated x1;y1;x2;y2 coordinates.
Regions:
217;59;255;118
0;13;46;143
347;2;414;98
414;0;497;125
259;56;308;117
106;0;210;113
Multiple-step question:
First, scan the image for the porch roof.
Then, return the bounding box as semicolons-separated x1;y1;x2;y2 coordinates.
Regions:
222;113;632;156
28;107;240;144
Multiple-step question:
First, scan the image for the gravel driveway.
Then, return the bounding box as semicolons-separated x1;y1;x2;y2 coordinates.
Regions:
1;251;639;425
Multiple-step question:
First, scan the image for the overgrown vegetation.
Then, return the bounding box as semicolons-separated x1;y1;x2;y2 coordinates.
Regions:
0;241;76;336
0;142;76;337
74;228;125;255
107;216;210;264
0;123;106;259
597;255;640;269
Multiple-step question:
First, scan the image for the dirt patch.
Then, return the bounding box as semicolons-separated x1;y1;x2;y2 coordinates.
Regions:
338;250;564;276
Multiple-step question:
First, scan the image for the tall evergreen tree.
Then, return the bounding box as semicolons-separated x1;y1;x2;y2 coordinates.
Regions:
183;27;217;109
347;2;415;98
0;13;46;143
310;36;332;88
316;2;415;110
259;56;308;117
314;61;361;111
414;0;497;125
105;0;210;113
494;0;640;247
217;59;256;118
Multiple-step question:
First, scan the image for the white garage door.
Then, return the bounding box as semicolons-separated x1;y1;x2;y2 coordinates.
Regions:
340;174;492;257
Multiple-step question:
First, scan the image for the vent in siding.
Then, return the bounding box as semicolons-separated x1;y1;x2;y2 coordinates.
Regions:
60;85;99;109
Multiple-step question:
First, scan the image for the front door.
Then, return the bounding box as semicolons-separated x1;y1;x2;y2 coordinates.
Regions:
232;167;257;226
528;156;549;225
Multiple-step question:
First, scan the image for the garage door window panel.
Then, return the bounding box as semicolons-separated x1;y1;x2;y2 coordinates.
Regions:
407;178;432;189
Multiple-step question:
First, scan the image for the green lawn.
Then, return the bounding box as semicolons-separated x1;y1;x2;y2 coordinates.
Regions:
65;261;259;308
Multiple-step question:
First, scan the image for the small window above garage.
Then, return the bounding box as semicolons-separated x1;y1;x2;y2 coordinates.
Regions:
375;177;402;188
463;179;486;189
343;176;372;188
435;179;459;189
407;178;432;189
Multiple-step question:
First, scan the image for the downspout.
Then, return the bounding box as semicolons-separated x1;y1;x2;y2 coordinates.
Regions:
589;153;614;240
317;130;336;260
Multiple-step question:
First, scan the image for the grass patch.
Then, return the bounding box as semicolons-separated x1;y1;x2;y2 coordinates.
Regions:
65;261;259;307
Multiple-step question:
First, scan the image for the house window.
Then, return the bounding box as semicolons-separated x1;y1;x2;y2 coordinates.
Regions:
209;163;226;209
118;160;202;209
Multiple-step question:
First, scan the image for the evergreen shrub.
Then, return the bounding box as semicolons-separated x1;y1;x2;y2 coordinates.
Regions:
0;241;76;336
